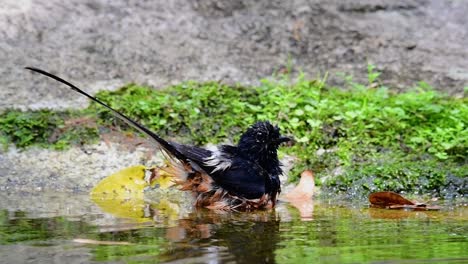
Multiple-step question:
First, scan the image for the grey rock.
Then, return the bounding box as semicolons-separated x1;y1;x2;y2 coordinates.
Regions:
1;0;466;111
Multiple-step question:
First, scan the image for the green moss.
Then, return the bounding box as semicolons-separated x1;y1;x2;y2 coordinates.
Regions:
1;69;466;195
0;110;99;150
90;82;259;145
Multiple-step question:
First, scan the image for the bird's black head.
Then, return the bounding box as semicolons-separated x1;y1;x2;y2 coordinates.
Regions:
237;121;292;174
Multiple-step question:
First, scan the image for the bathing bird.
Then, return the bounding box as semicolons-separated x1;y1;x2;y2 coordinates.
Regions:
26;67;292;210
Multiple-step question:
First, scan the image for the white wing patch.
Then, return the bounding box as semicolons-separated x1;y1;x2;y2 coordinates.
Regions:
204;146;232;173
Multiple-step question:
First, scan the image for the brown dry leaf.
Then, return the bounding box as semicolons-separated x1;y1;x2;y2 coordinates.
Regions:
369;191;440;211
369;191;415;207
282;170;315;219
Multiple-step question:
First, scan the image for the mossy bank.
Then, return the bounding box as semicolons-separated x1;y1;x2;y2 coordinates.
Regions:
1;71;467;198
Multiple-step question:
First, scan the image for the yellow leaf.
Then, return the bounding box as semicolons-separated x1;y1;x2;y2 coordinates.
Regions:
153;168;176;189
152;199;181;223
90;165;152;221
91;165;150;199
90;165;180;222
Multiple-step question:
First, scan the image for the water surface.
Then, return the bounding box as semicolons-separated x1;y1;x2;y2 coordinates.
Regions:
0;192;466;263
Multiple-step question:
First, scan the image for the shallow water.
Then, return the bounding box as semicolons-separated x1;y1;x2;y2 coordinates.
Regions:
0;192;467;264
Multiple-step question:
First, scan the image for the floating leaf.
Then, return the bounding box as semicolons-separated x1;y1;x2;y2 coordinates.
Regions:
284;170;315;201
369;191;440;211
152;167;177;189
282;170;315;219
90;165;179;221
91;165;150;199
153;199;181;223
369;191;414;207
90;165;176;199
90;165;152;221
91;193;150;221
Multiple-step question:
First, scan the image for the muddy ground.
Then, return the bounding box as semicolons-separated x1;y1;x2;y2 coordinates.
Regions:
1;0;467;193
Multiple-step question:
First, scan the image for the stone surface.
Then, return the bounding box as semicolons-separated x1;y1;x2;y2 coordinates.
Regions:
0;142;162;192
1;0;467;111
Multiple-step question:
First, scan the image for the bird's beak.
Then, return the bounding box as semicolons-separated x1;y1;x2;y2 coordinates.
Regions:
278;136;294;146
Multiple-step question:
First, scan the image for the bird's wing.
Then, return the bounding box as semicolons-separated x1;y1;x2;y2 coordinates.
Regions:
170;142;213;164
172;142;269;199
210;158;268;199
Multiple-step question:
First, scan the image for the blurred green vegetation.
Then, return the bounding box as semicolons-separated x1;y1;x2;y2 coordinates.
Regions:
1;67;466;195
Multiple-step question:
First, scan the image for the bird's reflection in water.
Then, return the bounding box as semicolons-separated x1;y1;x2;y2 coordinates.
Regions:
161;210;281;263
93;190;314;263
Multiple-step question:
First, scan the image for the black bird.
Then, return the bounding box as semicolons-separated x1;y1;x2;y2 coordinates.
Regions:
26;67;292;210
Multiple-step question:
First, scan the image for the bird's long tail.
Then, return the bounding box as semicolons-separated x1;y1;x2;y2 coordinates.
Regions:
25;67;188;162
